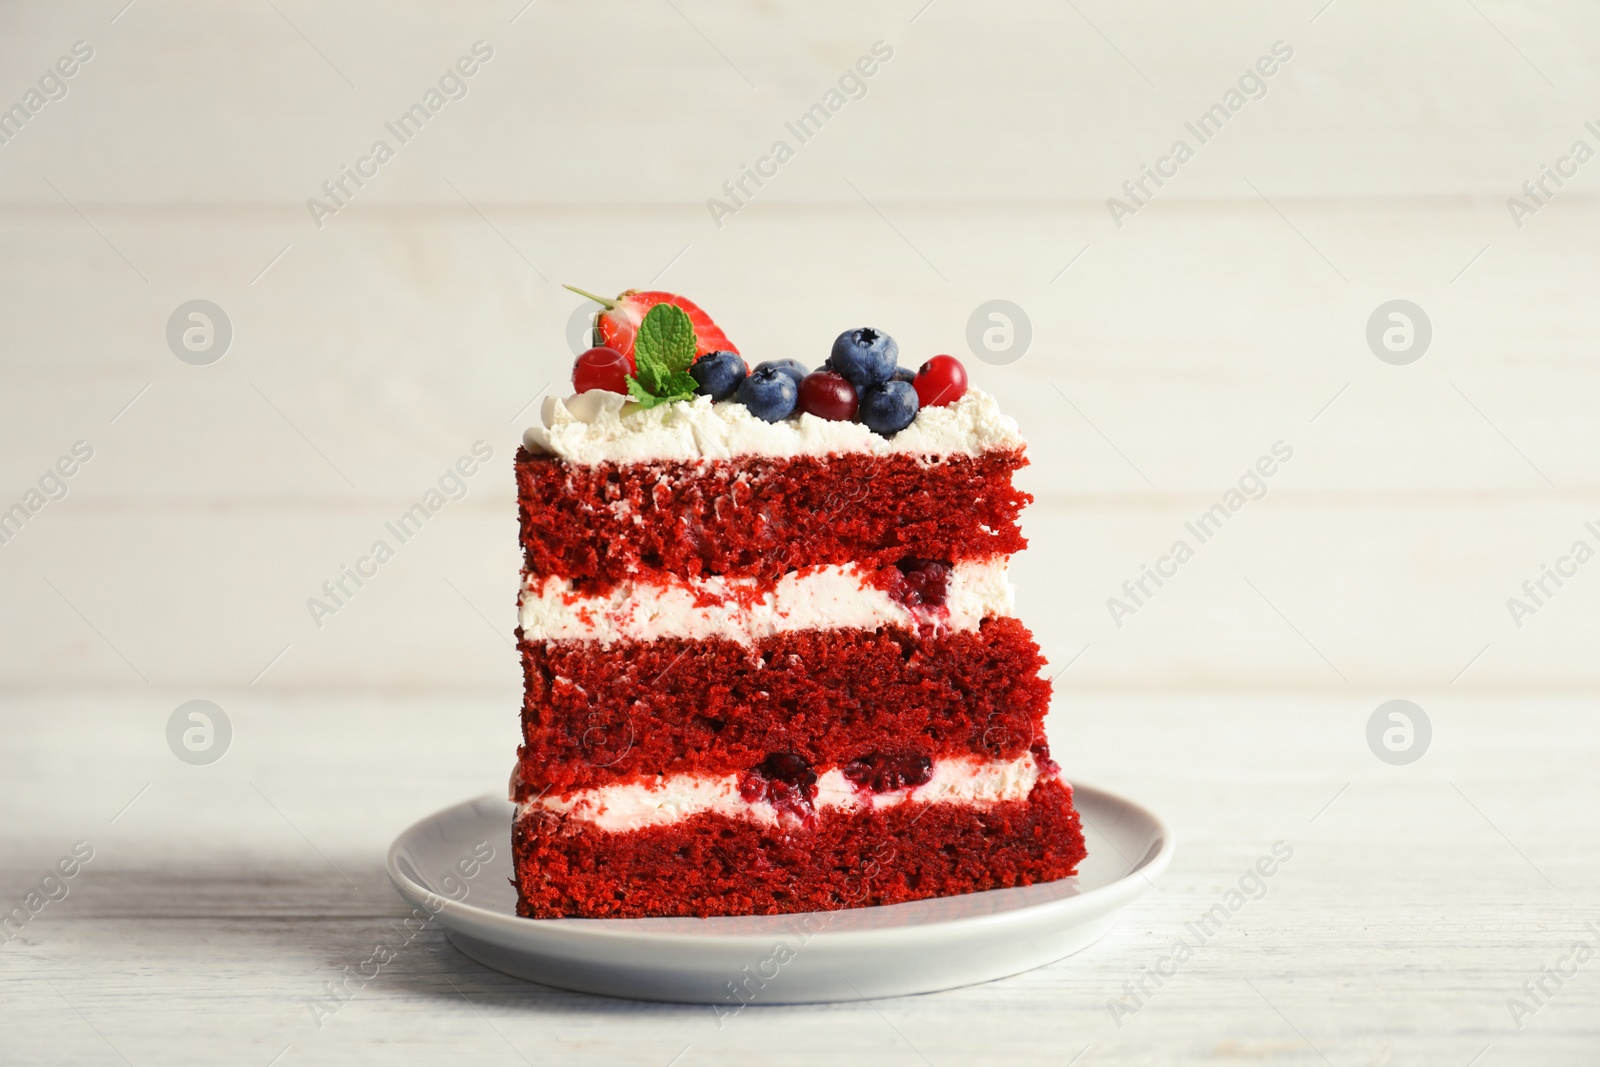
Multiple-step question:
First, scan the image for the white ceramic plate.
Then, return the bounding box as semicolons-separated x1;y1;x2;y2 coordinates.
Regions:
386;783;1173;1004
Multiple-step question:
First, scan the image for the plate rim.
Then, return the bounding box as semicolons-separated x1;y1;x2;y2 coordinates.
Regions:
386;780;1176;947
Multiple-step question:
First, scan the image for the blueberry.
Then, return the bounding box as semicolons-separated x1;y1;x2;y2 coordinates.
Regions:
891;367;916;383
858;379;919;435
755;359;809;387
828;328;899;387
735;365;799;422
690;350;747;401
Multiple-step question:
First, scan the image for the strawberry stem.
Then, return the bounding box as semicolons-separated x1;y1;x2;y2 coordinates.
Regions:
562;284;616;310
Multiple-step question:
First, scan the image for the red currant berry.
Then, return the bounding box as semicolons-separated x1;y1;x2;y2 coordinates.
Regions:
797;369;858;421
571;346;634;394
913;354;968;408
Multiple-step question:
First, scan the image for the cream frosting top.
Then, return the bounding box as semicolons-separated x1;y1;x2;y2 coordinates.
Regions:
522;387;1023;466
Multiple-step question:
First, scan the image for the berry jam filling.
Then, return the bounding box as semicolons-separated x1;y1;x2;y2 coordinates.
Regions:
886;558;952;610
843;751;935;794
1030;740;1060;777
739;752;818;819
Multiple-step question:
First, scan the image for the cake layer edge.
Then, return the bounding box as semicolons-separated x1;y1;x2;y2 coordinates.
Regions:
512;775;1086;919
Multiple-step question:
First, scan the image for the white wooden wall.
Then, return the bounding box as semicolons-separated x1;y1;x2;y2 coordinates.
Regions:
2;2;1597;1064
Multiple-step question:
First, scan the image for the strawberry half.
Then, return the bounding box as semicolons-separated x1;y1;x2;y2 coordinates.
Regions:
564;285;738;359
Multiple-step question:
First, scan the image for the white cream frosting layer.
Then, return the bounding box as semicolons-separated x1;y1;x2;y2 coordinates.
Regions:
519;557;1013;645
520;752;1048;833
523;387;1023;466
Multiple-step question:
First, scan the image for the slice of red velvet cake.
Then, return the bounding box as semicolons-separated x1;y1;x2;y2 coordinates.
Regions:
511;292;1085;919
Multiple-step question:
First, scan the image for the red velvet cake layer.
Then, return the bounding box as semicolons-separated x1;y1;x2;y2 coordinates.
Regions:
513;777;1086;918
516;447;1029;590
516;617;1051;794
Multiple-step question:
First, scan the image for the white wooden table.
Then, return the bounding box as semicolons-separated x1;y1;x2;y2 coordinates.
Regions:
3;1;1599;1063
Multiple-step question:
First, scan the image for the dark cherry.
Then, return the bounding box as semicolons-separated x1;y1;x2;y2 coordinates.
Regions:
740;752;818;818
797;369;858;421
888;558;952;610
843;751;935;794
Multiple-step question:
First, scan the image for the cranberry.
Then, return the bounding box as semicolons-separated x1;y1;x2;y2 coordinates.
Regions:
740;752;818;819
797;369;858;421
843;751;934;793
891;558;951;610
571;346;634;395
913;354;968;409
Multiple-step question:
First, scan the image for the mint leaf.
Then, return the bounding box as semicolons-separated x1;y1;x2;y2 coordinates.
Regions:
626;375;660;406
635;303;697;374
633;347;670;394
628;303;701;406
628;370;697;409
660;369;698;396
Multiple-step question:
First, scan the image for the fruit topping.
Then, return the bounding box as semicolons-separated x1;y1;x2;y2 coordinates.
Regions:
690;350;747;401
558;299;959;434
913;354;968;408
564;284;738;360
843;751;935;794
739;752;818;819
858;378;919;435
757;359;810;387
735;363;799;422
797;369;858;421
571;346;634;395
829;327;899;386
